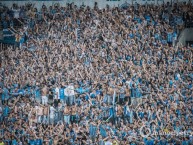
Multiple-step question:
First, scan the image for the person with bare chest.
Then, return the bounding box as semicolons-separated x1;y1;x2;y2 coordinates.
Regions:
42;85;48;105
42;104;49;125
70;105;77;124
63;104;70;125
36;104;43;123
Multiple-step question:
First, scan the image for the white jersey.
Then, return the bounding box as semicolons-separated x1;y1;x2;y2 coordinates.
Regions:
13;9;20;18
105;141;112;145
55;87;60;99
50;106;55;118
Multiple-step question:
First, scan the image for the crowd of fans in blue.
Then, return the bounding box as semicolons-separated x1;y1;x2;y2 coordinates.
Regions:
0;1;193;145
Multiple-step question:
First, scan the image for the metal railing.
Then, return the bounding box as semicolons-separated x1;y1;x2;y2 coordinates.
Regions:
0;39;19;51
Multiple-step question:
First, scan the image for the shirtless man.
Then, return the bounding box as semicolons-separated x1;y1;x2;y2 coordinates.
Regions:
63;104;70;125
71;105;77;124
125;86;131;105
116;104;123;125
36;104;43;123
42;104;49;125
42;85;48;105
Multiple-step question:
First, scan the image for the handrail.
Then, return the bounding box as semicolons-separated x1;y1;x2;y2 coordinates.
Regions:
0;39;17;45
16;18;24;25
8;28;16;35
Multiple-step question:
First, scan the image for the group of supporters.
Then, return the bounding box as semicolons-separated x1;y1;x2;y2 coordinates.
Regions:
0;1;193;145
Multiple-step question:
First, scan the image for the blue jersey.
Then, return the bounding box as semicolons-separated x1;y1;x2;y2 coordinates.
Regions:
182;140;189;145
18;89;25;95
29;19;35;28
59;88;65;100
11;139;17;145
129;33;134;39
161;40;167;44
36;139;43;145
138;111;144;119
144;138;154;145
35;88;41;99
51;9;56;14
37;12;43;21
77;19;80;25
136;88;142;98
76;87;84;94
0;129;4;137
123;106;128;116
3;21;8;29
20;37;25;44
96;89;102;95
99;125;107;138
26;87;31;95
173;32;177;40
3;106;10;117
109;107;115;117
2;88;9;100
145;15;151;21
129;110;133;123
52;88;56;96
29;140;36;145
155;33;160;40
89;124;97;138
4;140;11;145
167;32;173;43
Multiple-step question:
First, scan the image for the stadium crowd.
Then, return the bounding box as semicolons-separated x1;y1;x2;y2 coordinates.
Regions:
0;1;193;145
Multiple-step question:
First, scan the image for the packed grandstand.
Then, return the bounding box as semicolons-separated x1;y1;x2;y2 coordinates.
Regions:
0;1;193;145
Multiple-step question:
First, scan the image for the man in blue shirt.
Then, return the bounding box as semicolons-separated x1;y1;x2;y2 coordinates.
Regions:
34;86;41;102
144;137;154;145
59;86;65;103
157;137;167;145
3;105;10;119
2;87;9;105
28;137;36;145
36;139;43;145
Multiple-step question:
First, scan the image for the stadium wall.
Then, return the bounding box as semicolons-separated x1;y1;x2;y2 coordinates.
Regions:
177;28;193;46
1;0;190;10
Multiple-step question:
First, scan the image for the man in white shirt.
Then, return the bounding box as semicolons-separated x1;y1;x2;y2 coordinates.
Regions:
55;87;60;100
64;85;75;105
13;8;20;19
105;140;112;145
49;104;56;124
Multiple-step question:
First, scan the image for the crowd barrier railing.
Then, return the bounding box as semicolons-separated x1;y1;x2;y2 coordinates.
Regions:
0;39;19;51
